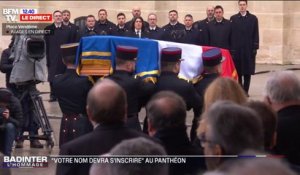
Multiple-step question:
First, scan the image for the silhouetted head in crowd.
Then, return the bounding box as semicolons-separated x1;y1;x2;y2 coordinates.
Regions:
204;150;297;175
198;101;264;170
86;79;127;126
245;100;278;151
90;137;168;175
204;77;247;112
197;77;248;143
264;70;300;112
146;91;186;137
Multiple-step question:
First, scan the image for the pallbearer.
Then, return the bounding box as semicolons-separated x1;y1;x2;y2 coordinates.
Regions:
53;43;93;147
107;45;155;131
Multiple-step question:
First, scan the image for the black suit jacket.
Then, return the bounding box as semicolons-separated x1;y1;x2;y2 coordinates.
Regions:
273;105;300;165
154;127;206;175
182;28;202;45
156;72;201;117
126;30;150;39
76;27;101;41
147;26;163;40
194;73;219;113
0;48;15;90
192;18;211;46
44;23;72;81
161;22;185;43
107;70;154;115
56;123;148;175
53;69;92;114
111;26;129;37
96;20;117;35
63;22;79;42
230;11;259;75
207;19;231;50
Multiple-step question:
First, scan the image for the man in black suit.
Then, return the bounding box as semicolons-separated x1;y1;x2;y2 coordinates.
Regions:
96;9;116;35
264;71;300;166
112;12;129;37
147;13;163;40
183;14;201;45
193;6;215;46
147;91;206;175
125;6;149;31
161;10;185;43
62;10;79;42
53;43;93;147
207;5;231;50
44;10;72;102
126;16;150;39
230;0;259;95
107;46;154;131
56;79;148;175
155;47;201;141
76;15;100;41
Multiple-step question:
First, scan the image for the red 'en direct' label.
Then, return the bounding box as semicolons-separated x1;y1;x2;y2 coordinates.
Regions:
20;14;52;22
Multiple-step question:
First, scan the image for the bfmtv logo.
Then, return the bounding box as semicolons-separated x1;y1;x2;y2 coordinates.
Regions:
2;8;38;22
2;8;19;22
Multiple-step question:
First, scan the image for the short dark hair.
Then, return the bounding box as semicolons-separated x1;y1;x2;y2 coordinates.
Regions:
147;91;186;130
62;9;70;14
169;10;178;14
238;0;248;4
86;15;95;20
214;5;224;12
98;9;107;14
204;100;264;155
245;101;277;150
53;10;62;15
87;79;127;124
185;14;193;19
117;12;125;18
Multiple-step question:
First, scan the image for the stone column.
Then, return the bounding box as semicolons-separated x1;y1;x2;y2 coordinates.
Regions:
283;1;300;64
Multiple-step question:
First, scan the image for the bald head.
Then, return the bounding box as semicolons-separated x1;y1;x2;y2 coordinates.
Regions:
146;91;186;135
87;79;127;124
206;5;215;20
132;6;141;18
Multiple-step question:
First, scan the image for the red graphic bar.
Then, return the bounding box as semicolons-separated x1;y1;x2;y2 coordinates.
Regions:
20;14;52;22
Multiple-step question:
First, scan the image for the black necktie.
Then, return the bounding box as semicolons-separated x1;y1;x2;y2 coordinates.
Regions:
136;31;140;38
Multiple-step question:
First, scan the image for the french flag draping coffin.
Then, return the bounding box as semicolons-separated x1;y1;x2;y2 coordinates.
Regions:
76;36;160;81
75;36;237;83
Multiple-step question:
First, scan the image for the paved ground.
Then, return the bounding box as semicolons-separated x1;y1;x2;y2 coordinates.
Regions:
0;64;299;175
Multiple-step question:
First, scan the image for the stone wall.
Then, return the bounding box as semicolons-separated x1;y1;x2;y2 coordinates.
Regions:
0;1;299;64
